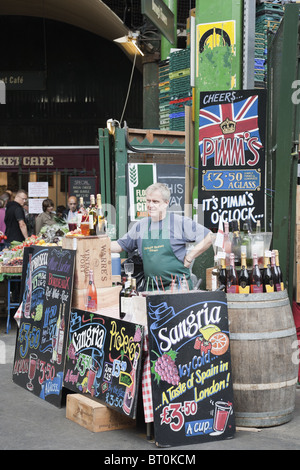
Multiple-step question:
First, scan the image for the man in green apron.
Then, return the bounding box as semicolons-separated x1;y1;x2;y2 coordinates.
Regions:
111;183;212;290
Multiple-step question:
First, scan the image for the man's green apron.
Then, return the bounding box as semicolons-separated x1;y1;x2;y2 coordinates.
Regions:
142;214;192;290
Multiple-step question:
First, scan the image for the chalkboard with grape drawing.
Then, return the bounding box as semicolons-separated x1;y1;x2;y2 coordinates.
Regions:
13;246;75;407
147;290;235;447
63;309;144;419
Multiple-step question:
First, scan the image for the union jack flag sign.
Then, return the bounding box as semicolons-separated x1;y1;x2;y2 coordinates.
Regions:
199;93;264;166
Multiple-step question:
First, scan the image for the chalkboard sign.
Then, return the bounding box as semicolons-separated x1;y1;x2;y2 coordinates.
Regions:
147;290;235;447
64;309;144;419
157;164;185;215
198;89;266;231
69;176;97;207
13;246;75;407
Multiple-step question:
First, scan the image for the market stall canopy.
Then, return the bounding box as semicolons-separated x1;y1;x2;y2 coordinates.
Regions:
0;0;142;67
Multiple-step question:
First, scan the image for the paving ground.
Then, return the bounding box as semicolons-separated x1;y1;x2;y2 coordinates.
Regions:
1;316;299;453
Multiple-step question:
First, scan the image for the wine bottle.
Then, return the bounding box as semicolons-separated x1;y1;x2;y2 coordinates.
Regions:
262;251;274;293
88;195;97;235
238;251;250;294
251;252;263;293
78;197;90;236
211;255;219;291
223;222;232;266
241;222;251;265
119;276;127;319
274;249;284;291
218;254;227;289
231;220;241;266
87;269;97;311
226;253;239;293
129;277;138;297
96;193;106;234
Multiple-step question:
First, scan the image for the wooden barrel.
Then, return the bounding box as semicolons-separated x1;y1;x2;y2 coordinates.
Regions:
227;290;298;427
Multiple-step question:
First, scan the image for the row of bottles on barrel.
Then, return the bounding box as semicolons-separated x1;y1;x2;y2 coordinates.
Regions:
213;249;284;294
77;194;106;236
223;219;265;267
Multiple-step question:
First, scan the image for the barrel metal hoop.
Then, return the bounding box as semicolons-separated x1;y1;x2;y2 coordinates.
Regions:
233;377;298;390
235;406;295;419
227;299;290;309
230;327;296;341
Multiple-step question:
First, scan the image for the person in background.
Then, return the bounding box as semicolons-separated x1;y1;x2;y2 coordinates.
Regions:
56;205;67;221
5;189;28;243
111;183;212;290
65;196;78;223
35;198;56;235
0;198;6;234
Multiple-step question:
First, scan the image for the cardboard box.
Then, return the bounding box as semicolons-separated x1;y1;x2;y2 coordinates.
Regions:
66;394;135;433
62;235;111;289
72;285;121;311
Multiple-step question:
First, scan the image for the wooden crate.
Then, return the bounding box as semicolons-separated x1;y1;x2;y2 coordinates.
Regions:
66;394;136;433
62;235;112;289
296;186;300;225
72;285;121;311
296;262;300;303
206;267;214;290
296;226;300;260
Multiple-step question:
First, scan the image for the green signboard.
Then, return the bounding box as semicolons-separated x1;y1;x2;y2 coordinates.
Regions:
141;0;175;44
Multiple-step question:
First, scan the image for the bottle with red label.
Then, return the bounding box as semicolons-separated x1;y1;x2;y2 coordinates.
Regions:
250;252;263;293
226;253;239;293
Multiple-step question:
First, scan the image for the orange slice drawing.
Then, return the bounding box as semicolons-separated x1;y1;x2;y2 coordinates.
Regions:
209;331;229;356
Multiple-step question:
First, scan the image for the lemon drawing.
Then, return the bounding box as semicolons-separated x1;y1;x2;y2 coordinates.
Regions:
199;324;221;341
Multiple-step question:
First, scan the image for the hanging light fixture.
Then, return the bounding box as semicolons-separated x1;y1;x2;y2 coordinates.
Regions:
113;31;144;56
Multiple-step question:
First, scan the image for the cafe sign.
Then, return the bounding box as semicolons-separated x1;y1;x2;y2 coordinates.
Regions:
0;71;46;90
0;156;54;167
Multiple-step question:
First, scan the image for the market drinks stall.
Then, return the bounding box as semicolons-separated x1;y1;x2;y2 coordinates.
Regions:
8;227;298;447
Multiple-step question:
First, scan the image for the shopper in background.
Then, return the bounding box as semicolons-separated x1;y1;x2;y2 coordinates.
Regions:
4;189;28;243
56;205;67;221
0;198;6;234
35;198;56;235
65;195;78;223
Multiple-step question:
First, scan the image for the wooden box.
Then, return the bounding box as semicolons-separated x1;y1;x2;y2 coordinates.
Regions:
72;285;121;311
296;186;300;225
206;267;214;290
295;226;300;260
296;262;300;303
66;394;135;433
62;235;112;289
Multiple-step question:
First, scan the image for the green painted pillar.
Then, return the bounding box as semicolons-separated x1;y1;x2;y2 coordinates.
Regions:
193;0;243;209
161;0;177;60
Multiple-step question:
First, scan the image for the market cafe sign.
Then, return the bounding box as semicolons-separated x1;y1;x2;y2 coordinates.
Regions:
0;156;54;167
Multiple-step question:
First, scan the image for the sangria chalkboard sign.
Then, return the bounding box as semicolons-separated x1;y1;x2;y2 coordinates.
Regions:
13;246;75;407
64;309;144;419
147;290;235;447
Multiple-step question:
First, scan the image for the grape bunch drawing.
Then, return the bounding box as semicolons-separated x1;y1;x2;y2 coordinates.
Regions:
151;350;180;386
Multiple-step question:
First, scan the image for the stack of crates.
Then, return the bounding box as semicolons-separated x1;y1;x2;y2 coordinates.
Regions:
159;59;170;130
255;2;284;86
169;48;192;131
